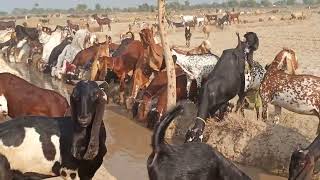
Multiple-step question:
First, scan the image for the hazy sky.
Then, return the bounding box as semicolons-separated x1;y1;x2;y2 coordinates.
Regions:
0;0;215;12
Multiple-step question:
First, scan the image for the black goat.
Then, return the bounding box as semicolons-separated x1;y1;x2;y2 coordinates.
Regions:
147;105;252;180
185;32;259;142
0;81;107;179
288;135;320;180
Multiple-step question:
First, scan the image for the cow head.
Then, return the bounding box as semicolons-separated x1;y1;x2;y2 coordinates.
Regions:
289;149;314;180
70;81;107;160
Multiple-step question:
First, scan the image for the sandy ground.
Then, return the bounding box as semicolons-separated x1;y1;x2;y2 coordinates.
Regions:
2;7;319;179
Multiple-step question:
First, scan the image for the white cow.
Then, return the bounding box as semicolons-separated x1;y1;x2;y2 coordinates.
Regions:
51;29;96;79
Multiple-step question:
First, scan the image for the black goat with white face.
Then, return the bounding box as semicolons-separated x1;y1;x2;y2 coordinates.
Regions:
0;81;107;180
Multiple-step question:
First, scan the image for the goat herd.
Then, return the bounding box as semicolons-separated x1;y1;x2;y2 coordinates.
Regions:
0;12;319;180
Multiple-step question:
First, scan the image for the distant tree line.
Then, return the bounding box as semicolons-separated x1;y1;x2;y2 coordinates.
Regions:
6;0;320;16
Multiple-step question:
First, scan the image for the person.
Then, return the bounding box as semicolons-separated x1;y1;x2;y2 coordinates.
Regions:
185;26;191;47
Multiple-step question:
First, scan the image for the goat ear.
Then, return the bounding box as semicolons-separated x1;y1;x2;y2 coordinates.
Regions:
295;144;302;151
83;88;107;160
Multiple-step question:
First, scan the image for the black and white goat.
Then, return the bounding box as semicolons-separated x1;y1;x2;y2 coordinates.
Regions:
147;105;252;180
0;81;107;180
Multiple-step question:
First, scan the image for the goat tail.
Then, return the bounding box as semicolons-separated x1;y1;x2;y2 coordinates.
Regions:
126;31;135;40
152;105;184;153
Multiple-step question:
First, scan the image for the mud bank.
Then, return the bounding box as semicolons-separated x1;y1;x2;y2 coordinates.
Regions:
169;101;319;178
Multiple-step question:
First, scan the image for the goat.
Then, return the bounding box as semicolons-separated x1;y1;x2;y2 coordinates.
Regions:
0;81;107;179
185;32;259;142
288;136;320;180
260;48;320;134
147;105;252;180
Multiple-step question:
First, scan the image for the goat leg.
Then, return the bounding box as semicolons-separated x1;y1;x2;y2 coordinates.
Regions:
262;101;268;121
274;105;282;124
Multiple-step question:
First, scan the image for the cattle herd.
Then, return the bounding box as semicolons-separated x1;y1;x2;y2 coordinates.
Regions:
0;10;318;180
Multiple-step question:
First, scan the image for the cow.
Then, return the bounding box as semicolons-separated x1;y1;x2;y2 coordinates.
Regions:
0;73;69;118
185;32;259;142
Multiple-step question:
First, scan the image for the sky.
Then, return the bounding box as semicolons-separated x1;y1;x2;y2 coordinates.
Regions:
0;0;216;12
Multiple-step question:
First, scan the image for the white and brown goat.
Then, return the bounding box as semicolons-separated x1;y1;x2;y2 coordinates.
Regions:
260;48;320;133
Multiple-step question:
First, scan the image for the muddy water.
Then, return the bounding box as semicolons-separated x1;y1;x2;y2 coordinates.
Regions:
8;63;286;180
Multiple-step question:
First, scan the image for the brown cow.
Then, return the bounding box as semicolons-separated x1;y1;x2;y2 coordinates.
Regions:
0;73;69;118
98;40;145;104
129;28;164;105
72;41;109;67
133;66;198;128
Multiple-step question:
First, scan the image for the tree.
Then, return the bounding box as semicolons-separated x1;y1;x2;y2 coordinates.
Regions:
261;0;272;6
0;11;8;16
158;0;176;110
184;0;190;6
227;0;239;7
95;3;102;11
76;4;87;12
287;0;296;5
138;3;151;11
240;0;257;7
303;0;316;4
34;3;39;8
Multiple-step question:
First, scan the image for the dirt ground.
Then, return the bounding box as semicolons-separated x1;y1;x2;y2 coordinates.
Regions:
5;6;320;179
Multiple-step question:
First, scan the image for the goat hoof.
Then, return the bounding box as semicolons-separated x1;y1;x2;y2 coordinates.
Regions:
273;116;280;124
